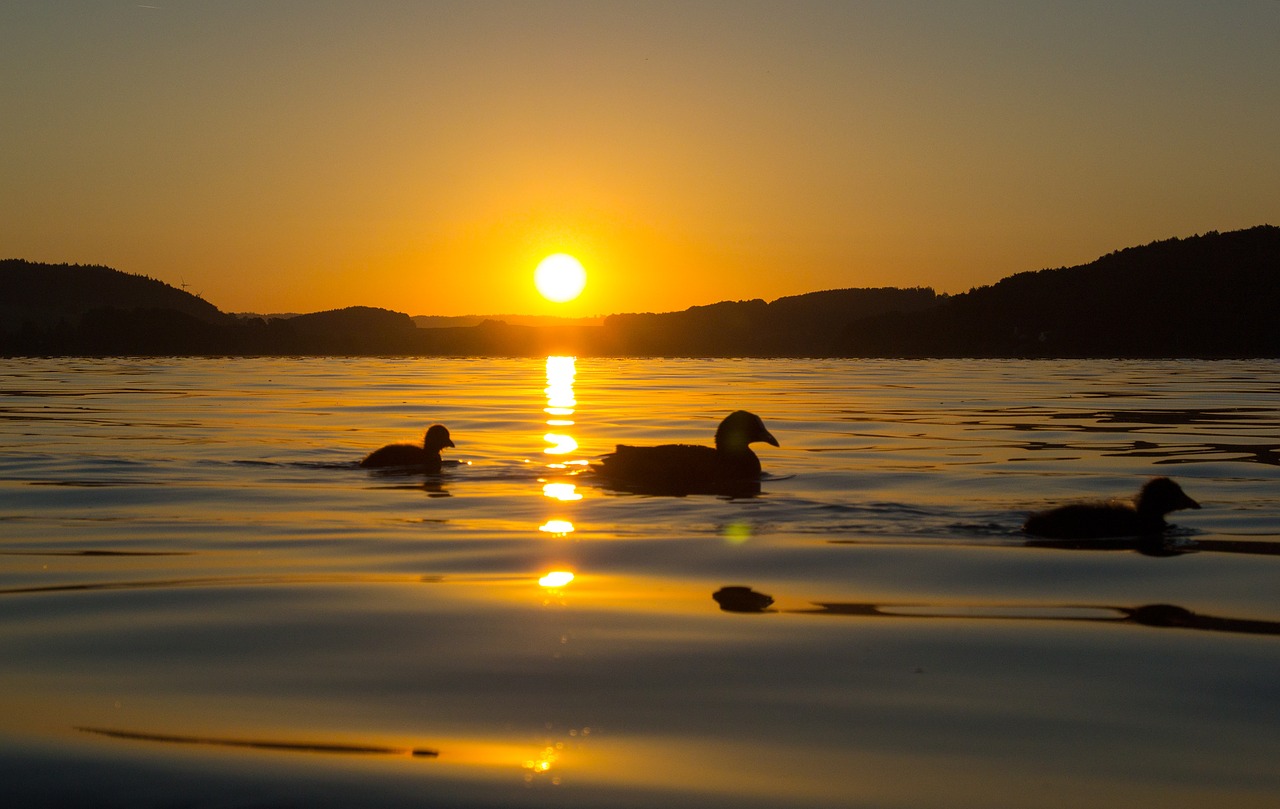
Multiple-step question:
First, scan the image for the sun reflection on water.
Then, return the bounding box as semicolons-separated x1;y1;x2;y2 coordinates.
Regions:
546;459;589;471
523;743;565;785
538;570;575;588
544;355;577;415
524;745;559;773
537;359;583;613
539;356;584;537
538;569;577;610
542;433;579;455
538;520;575;536
542;482;583;501
542;357;578;454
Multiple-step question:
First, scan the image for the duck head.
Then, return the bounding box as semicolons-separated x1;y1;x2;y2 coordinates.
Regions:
714;411;779;452
1135;477;1200;516
423;424;455;453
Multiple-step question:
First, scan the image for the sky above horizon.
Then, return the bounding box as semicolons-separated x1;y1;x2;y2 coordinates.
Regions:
3;1;1278;317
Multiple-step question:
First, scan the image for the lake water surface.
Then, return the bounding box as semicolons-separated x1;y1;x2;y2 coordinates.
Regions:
1;357;1278;808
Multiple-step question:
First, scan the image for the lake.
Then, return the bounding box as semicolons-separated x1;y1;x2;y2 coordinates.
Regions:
1;356;1277;808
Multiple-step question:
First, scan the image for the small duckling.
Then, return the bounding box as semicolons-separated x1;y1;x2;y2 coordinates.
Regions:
360;424;455;472
596;410;779;496
713;586;775;613
1023;477;1200;539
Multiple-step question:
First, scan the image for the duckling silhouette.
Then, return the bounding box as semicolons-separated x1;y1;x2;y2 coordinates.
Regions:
596;410;778;496
713;586;775;613
360;424;455;472
1023;477;1200;539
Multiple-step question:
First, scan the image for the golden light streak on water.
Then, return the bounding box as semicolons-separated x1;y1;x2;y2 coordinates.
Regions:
543;356;579;456
538;520;575;536
542;433;579;455
542;482;583;501
544;357;577;411
538;571;575;588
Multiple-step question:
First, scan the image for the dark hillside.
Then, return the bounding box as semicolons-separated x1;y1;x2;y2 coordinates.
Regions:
3;226;1277;357
0;259;229;327
839;226;1280;357
275;307;418;354
601;287;937;356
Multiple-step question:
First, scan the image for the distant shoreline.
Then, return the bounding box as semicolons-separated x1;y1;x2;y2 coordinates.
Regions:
4;226;1278;359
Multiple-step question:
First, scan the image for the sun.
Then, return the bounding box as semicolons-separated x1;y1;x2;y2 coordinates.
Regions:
534;254;587;303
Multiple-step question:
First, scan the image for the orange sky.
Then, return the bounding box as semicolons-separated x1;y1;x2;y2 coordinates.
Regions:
3;2;1278;317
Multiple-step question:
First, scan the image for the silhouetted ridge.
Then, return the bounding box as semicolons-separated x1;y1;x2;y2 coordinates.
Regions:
601;287;936;355
838;226;1280;357
0;259;228;326
411;314;603;328
4;226;1278;356
281;307;418;354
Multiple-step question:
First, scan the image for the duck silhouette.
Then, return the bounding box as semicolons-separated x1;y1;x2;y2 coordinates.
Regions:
360;424;455;472
713;586;775;613
1023;477;1200;539
596;410;778;496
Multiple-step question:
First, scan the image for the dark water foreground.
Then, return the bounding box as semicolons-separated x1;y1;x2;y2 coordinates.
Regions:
1;357;1277;808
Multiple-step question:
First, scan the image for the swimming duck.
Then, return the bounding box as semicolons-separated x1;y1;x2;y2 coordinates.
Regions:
360;424;455;471
596;410;779;496
1023;477;1200;539
713;586;775;613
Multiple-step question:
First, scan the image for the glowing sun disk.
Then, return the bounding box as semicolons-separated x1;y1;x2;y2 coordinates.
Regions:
535;254;587;303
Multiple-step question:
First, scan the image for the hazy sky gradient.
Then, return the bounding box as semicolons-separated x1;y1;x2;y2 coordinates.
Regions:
3;1;1278;316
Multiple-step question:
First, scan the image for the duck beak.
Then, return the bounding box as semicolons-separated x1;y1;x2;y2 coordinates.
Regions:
759;430;779;448
1184;495;1201;510
447;439;456;448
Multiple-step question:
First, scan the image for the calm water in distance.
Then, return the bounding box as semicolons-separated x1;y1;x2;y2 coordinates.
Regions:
1;357;1278;808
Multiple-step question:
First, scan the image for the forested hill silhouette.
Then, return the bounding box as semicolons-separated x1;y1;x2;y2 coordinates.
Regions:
599;287;937;355
0;259;240;355
3;225;1277;357
838;225;1280;357
0;260;229;326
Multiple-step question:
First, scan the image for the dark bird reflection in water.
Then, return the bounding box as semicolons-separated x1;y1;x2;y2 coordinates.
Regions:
76;726;438;758
708;586;1279;636
596;410;778;497
1023;476;1200;539
360;423;455;472
790;600;1280;637
713;586;775;613
827;534;1280;559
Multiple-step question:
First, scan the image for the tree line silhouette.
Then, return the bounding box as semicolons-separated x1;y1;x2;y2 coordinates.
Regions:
837;226;1279;357
3;225;1277;357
